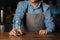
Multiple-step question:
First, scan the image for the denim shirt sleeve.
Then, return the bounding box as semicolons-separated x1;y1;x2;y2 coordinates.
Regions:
13;1;27;28
44;7;55;32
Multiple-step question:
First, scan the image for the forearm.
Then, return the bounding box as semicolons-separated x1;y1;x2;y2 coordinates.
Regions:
13;20;21;29
45;8;55;32
12;1;26;29
46;22;55;32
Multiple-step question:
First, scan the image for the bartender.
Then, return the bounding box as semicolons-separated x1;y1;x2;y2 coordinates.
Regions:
9;0;55;36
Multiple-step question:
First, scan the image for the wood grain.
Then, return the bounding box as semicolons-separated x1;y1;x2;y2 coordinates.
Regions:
0;32;60;40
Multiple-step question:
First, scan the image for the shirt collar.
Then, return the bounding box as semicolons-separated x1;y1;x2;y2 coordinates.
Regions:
28;1;41;9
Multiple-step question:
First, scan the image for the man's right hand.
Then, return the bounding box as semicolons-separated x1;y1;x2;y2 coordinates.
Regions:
9;28;23;36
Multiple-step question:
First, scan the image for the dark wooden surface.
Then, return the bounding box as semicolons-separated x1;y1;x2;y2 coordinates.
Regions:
0;32;60;40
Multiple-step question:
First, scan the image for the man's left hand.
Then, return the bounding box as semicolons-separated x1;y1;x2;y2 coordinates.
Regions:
39;30;48;35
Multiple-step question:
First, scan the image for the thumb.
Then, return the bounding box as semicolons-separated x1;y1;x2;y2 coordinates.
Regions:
17;29;23;34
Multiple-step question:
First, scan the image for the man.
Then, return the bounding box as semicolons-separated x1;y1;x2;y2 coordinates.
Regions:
9;0;55;36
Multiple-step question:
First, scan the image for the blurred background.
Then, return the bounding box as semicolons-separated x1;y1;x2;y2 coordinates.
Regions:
0;0;60;32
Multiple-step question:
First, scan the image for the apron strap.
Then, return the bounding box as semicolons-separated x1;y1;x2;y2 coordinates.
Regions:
40;2;44;12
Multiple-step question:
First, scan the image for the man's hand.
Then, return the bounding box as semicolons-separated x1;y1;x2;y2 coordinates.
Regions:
39;30;48;35
9;28;23;36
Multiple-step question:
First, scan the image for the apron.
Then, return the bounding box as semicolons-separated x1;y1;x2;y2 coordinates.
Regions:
23;3;45;33
26;12;45;33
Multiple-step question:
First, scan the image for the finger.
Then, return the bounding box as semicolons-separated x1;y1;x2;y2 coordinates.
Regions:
42;30;48;35
39;30;43;35
42;30;47;35
10;31;16;36
9;30;16;36
45;30;48;35
12;30;16;34
40;31;44;35
9;31;13;36
39;30;41;35
9;32;11;35
39;30;45;35
17;29;23;34
11;32;16;36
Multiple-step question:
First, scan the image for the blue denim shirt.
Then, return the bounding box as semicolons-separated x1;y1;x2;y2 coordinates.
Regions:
13;1;55;32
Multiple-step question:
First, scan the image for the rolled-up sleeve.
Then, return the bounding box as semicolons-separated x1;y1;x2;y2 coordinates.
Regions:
44;8;55;32
13;1;26;29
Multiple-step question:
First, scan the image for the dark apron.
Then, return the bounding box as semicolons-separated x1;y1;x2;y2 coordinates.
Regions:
22;3;45;33
26;12;44;33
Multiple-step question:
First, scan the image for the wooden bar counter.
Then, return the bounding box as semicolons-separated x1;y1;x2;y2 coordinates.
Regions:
0;32;60;40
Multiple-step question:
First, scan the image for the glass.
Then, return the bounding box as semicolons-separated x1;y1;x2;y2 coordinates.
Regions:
13;20;22;36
